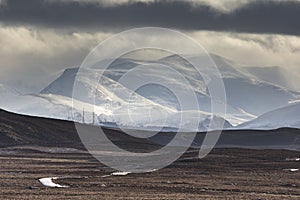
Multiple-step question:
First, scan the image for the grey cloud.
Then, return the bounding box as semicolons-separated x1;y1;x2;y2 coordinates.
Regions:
0;0;300;35
1;24;300;93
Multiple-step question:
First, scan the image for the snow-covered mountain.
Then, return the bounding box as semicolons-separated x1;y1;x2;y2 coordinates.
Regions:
237;102;300;130
1;53;299;131
40;53;300;128
41;62;254;125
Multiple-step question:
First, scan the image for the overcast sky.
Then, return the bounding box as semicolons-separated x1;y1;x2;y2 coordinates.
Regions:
0;0;300;92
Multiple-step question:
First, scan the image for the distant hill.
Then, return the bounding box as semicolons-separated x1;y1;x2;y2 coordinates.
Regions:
0;109;299;151
238;102;300;130
0;109;80;147
0;109;159;151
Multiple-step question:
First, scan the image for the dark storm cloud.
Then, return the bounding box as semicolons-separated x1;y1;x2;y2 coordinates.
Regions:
0;0;300;35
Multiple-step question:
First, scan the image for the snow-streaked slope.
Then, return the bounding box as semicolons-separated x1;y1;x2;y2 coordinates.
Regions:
3;90;232;132
42;68;170;109
237;102;300;130
0;92;166;127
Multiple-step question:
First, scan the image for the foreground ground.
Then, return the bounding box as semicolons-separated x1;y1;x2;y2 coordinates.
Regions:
0;147;299;199
0;109;299;199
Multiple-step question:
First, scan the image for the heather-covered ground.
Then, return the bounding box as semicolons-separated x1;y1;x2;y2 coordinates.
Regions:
0;147;299;199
